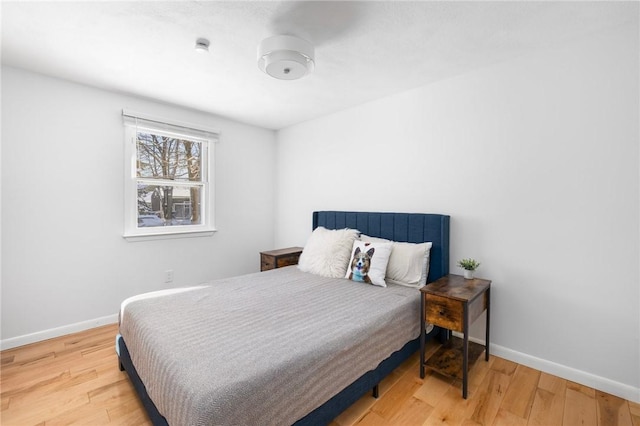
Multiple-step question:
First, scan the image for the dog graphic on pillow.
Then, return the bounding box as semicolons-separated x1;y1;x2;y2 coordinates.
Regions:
348;246;375;284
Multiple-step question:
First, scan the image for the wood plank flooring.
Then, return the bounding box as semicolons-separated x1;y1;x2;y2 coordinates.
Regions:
1;324;638;425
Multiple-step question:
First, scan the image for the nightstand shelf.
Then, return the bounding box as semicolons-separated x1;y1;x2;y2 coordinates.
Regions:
424;337;486;380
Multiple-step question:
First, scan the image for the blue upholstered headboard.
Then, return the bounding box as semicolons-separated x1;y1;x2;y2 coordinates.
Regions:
312;211;450;284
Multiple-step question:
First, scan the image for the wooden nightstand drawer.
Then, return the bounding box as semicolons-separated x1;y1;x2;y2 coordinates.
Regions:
425;293;464;332
261;255;276;271
276;253;300;268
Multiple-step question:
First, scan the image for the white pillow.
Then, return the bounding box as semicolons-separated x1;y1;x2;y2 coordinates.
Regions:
345;240;393;287
298;227;360;278
361;235;432;288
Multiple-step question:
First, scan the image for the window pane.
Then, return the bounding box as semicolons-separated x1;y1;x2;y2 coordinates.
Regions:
136;132;202;182
137;184;202;227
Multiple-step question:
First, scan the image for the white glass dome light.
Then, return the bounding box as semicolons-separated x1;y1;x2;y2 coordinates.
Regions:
257;35;315;80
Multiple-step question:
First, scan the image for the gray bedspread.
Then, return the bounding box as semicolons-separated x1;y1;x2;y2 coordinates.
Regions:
119;266;420;426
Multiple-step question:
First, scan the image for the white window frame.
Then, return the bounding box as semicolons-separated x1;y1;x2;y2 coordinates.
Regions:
122;110;217;241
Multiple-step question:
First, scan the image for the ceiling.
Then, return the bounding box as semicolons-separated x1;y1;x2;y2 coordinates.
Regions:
1;1;634;130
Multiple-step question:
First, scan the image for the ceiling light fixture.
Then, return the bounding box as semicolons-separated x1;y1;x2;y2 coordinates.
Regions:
195;38;210;53
257;35;315;80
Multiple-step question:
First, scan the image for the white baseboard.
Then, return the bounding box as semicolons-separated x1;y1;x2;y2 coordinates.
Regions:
0;314;118;350
452;332;640;404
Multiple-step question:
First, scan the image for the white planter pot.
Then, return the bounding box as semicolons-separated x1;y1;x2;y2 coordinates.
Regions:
463;269;474;279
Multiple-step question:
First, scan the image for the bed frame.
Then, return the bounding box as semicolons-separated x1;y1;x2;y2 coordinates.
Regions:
118;211;450;425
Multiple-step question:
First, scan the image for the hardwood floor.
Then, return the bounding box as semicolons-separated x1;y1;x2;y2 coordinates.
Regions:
1;324;638;425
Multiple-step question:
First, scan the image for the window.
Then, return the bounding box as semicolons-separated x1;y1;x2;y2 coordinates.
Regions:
123;110;218;240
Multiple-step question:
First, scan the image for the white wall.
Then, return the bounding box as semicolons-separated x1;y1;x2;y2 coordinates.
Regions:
1;67;276;345
275;24;639;401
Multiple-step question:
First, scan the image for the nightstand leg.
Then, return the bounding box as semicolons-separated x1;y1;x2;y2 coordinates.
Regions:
420;295;426;378
485;288;491;361
463;303;469;399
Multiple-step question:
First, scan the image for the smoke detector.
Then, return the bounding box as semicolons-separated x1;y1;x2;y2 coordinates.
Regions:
195;38;210;53
257;35;315;80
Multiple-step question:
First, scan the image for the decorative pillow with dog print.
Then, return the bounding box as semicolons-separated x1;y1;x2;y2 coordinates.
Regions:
345;240;392;287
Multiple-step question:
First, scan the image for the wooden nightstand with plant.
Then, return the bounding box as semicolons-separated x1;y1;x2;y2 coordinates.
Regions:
419;273;491;399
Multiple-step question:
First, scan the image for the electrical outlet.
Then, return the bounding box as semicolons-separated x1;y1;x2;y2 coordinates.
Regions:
164;270;174;283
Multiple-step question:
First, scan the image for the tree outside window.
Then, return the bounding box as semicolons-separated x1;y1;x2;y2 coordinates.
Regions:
136;133;203;227
123;111;216;240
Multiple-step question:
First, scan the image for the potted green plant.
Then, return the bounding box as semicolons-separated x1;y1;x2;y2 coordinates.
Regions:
457;258;480;279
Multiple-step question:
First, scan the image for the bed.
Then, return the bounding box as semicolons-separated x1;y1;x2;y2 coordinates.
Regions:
117;211;450;425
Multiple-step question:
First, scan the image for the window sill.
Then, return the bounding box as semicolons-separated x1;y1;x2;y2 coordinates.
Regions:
123;228;216;242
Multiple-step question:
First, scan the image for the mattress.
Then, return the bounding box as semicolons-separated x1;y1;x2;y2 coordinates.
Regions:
119;266;421;426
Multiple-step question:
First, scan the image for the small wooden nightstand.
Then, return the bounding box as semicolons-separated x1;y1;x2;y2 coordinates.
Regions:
420;274;491;399
260;247;303;271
